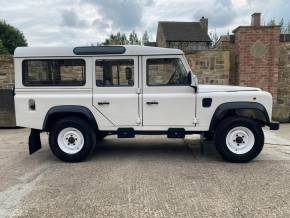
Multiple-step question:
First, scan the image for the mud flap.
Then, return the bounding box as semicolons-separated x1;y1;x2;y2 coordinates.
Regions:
28;129;42;154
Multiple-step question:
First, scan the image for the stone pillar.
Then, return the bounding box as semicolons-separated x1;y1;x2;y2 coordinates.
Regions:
233;22;280;103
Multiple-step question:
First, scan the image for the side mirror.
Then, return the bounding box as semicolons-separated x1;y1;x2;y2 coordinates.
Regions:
187;71;197;92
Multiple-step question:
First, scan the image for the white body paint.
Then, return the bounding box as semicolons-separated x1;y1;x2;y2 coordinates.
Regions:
14;45;273;132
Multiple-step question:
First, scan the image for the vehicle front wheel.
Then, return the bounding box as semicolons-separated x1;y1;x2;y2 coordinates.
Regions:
214;116;264;163
49;117;96;162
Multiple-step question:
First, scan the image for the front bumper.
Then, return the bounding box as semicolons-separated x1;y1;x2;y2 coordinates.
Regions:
268;122;280;130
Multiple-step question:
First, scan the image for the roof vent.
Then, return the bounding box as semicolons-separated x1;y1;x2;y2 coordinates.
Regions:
73;46;126;55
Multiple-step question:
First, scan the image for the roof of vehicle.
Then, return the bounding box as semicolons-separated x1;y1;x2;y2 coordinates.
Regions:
14;45;184;57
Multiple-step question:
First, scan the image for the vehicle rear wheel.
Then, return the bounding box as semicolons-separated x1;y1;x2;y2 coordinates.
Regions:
49;117;96;162
214;116;264;163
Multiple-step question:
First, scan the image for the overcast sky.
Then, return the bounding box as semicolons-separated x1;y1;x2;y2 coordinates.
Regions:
0;0;289;46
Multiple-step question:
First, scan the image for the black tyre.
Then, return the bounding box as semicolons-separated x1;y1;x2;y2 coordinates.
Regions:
214;116;264;163
49;117;96;162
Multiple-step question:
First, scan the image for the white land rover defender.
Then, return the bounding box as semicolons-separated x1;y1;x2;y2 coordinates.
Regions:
14;45;279;163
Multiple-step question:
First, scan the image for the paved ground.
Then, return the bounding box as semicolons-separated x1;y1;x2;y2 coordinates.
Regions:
1;126;290;218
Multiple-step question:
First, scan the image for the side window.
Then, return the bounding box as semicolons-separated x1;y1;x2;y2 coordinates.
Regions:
147;58;188;86
95;59;134;86
22;59;85;86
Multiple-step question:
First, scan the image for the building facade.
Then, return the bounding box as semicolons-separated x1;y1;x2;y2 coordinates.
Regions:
156;17;212;53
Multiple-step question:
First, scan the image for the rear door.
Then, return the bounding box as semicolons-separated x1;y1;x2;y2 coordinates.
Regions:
142;55;196;127
92;56;140;126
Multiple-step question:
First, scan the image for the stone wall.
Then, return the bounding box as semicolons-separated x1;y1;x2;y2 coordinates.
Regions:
273;42;290;121
0;55;15;127
0;55;14;89
215;36;237;85
0;89;15;127
168;41;209;53
186;50;230;84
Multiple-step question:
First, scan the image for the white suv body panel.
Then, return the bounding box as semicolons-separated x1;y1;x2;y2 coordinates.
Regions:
92;56;140;126
195;90;273;131
14;46;274;132
142;55;196;127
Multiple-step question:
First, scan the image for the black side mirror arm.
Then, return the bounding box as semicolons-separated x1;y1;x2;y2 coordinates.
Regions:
191;85;198;93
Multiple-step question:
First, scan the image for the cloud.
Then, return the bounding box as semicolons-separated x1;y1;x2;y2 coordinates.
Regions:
0;0;289;46
84;0;150;31
92;18;110;31
193;0;236;28
61;9;89;28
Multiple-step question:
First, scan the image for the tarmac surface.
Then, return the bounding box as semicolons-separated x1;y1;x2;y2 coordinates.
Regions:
1;125;290;218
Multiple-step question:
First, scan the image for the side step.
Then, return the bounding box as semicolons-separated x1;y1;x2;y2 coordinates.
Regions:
117;128;135;138
167;128;186;138
116;128;187;139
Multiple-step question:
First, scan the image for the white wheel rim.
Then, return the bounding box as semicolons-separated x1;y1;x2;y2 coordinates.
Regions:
226;126;255;155
57;128;84;154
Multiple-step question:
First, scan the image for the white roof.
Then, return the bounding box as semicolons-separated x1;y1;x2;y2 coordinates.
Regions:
14;45;183;57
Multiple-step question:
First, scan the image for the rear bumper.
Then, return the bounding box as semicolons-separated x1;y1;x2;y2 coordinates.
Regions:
268;122;280;130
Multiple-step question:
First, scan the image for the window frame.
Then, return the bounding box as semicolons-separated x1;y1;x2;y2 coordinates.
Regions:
146;57;189;87
95;59;135;87
22;58;86;87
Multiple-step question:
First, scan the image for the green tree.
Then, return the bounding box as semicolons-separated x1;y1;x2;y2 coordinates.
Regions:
267;18;276;26
287;22;290;34
103;32;128;45
0;20;27;54
142;31;149;45
209;30;219;47
129;31;141;45
0;40;9;54
270;18;290;33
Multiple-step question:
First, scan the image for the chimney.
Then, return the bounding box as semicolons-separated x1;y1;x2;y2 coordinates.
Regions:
200;16;208;33
251;13;261;27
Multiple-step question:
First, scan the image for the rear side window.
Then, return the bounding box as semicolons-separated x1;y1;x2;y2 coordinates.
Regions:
22;59;85;86
95;59;134;87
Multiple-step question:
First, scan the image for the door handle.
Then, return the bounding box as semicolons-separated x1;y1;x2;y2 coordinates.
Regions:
146;101;159;105
98;101;110;105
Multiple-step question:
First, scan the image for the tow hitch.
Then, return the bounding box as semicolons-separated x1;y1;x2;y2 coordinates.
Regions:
28;129;42;154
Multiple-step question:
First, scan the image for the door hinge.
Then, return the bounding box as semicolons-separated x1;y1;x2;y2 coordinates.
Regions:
193;117;199;124
136;88;142;94
136;117;141;125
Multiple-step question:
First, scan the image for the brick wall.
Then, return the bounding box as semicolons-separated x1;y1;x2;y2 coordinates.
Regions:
186;50;230;84
233;26;280;103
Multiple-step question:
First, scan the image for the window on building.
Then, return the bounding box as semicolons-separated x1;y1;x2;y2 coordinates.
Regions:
95;59;134;86
22;59;85;86
147;58;188;86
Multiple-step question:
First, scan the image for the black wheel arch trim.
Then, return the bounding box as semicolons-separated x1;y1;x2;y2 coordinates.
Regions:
43;105;98;131
209;102;271;130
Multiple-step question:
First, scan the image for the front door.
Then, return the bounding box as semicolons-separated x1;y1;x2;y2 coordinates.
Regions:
142;55;196;127
92;56;140;126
